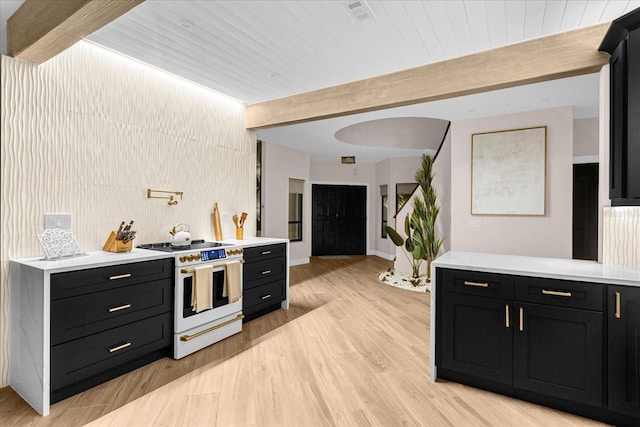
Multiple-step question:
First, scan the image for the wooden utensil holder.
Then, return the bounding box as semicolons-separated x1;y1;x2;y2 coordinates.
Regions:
103;230;133;253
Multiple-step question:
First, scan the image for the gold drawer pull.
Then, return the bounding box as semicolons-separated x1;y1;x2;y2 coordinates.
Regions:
464;280;489;288
261;294;272;300
519;307;524;332
180;314;244;341
261;250;272;255
505;304;510;328
108;304;132;313
261;270;272;275
615;291;621;319
109;273;132;280
542;289;572;297
108;342;131;353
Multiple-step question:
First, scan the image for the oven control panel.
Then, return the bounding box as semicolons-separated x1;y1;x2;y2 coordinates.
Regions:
178;247;243;264
201;249;226;261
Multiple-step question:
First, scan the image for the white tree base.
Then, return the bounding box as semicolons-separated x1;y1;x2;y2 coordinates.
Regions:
378;270;431;293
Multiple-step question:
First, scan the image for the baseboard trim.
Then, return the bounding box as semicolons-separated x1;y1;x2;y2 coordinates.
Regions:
369;250;395;261
290;257;310;266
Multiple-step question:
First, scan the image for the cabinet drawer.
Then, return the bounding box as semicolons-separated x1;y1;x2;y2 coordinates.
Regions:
243;243;286;263
51;278;172;345
515;277;604;311
441;268;514;300
51;258;173;300
243;280;285;310
50;313;171;392
244;257;286;289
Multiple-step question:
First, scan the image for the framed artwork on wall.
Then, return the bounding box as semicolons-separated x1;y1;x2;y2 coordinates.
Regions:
471;126;547;215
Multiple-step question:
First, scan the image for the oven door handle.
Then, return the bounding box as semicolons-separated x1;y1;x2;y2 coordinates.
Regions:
180;314;244;341
180;259;244;275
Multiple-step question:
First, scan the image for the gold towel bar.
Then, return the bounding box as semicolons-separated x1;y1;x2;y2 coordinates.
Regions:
180;260;244;274
180;314;244;341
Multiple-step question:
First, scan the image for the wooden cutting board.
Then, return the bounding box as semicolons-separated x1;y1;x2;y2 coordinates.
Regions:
212;202;223;240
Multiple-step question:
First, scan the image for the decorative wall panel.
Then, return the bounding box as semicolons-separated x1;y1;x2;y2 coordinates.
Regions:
602;207;640;266
0;42;255;386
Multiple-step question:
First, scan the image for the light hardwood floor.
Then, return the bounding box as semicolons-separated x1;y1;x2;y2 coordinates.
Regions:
1;256;608;426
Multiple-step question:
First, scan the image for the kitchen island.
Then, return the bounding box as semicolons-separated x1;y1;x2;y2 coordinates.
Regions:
431;251;640;426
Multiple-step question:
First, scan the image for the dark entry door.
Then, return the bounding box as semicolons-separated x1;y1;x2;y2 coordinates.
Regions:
312;184;366;256
573;163;599;261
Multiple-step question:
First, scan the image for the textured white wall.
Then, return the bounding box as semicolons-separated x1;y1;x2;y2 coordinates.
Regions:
602;207;640;266
450;107;574;258
0;42;256;386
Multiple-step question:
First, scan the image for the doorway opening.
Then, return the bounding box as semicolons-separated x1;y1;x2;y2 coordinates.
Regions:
573;163;598;261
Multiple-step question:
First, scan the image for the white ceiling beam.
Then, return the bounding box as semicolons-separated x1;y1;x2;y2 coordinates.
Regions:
246;22;610;129
7;0;144;64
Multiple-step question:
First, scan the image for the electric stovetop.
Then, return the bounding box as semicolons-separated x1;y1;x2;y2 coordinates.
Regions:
138;240;228;252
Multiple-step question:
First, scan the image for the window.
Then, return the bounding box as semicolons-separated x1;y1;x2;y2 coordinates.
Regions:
288;179;304;241
396;182;418;213
380;185;388;238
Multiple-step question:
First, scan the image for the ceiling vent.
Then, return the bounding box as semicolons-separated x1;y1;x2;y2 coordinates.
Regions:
341;156;356;164
344;1;375;22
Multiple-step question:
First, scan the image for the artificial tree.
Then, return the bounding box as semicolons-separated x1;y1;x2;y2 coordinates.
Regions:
385;153;443;284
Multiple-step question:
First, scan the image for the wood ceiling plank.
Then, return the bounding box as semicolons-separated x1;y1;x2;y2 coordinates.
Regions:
246;22;610;130
7;0;144;64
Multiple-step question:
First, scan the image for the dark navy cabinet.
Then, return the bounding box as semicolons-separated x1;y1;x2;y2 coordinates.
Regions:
436;267;638;426
600;7;640;206
608;286;640;419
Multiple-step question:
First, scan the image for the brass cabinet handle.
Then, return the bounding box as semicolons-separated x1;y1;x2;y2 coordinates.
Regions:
261;250;272;255
615;291;621;319
108;342;132;353
542;289;572;297
108;304;132;313
261;270;272;275
463;280;489;288
261;294;272;300
180;314;244;341
109;273;132;280
505;304;510;328
519;307;524;332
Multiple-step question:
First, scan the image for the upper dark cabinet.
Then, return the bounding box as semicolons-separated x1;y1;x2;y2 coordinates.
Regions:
600;8;640;206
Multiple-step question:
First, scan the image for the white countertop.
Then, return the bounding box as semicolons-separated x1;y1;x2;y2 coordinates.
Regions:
10;248;173;273
221;237;289;248
10;238;289;273
433;251;640;287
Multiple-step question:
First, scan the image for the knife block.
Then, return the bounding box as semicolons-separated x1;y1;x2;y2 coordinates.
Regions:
102;231;133;253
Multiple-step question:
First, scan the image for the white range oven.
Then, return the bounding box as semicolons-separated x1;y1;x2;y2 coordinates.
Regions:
138;240;244;359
